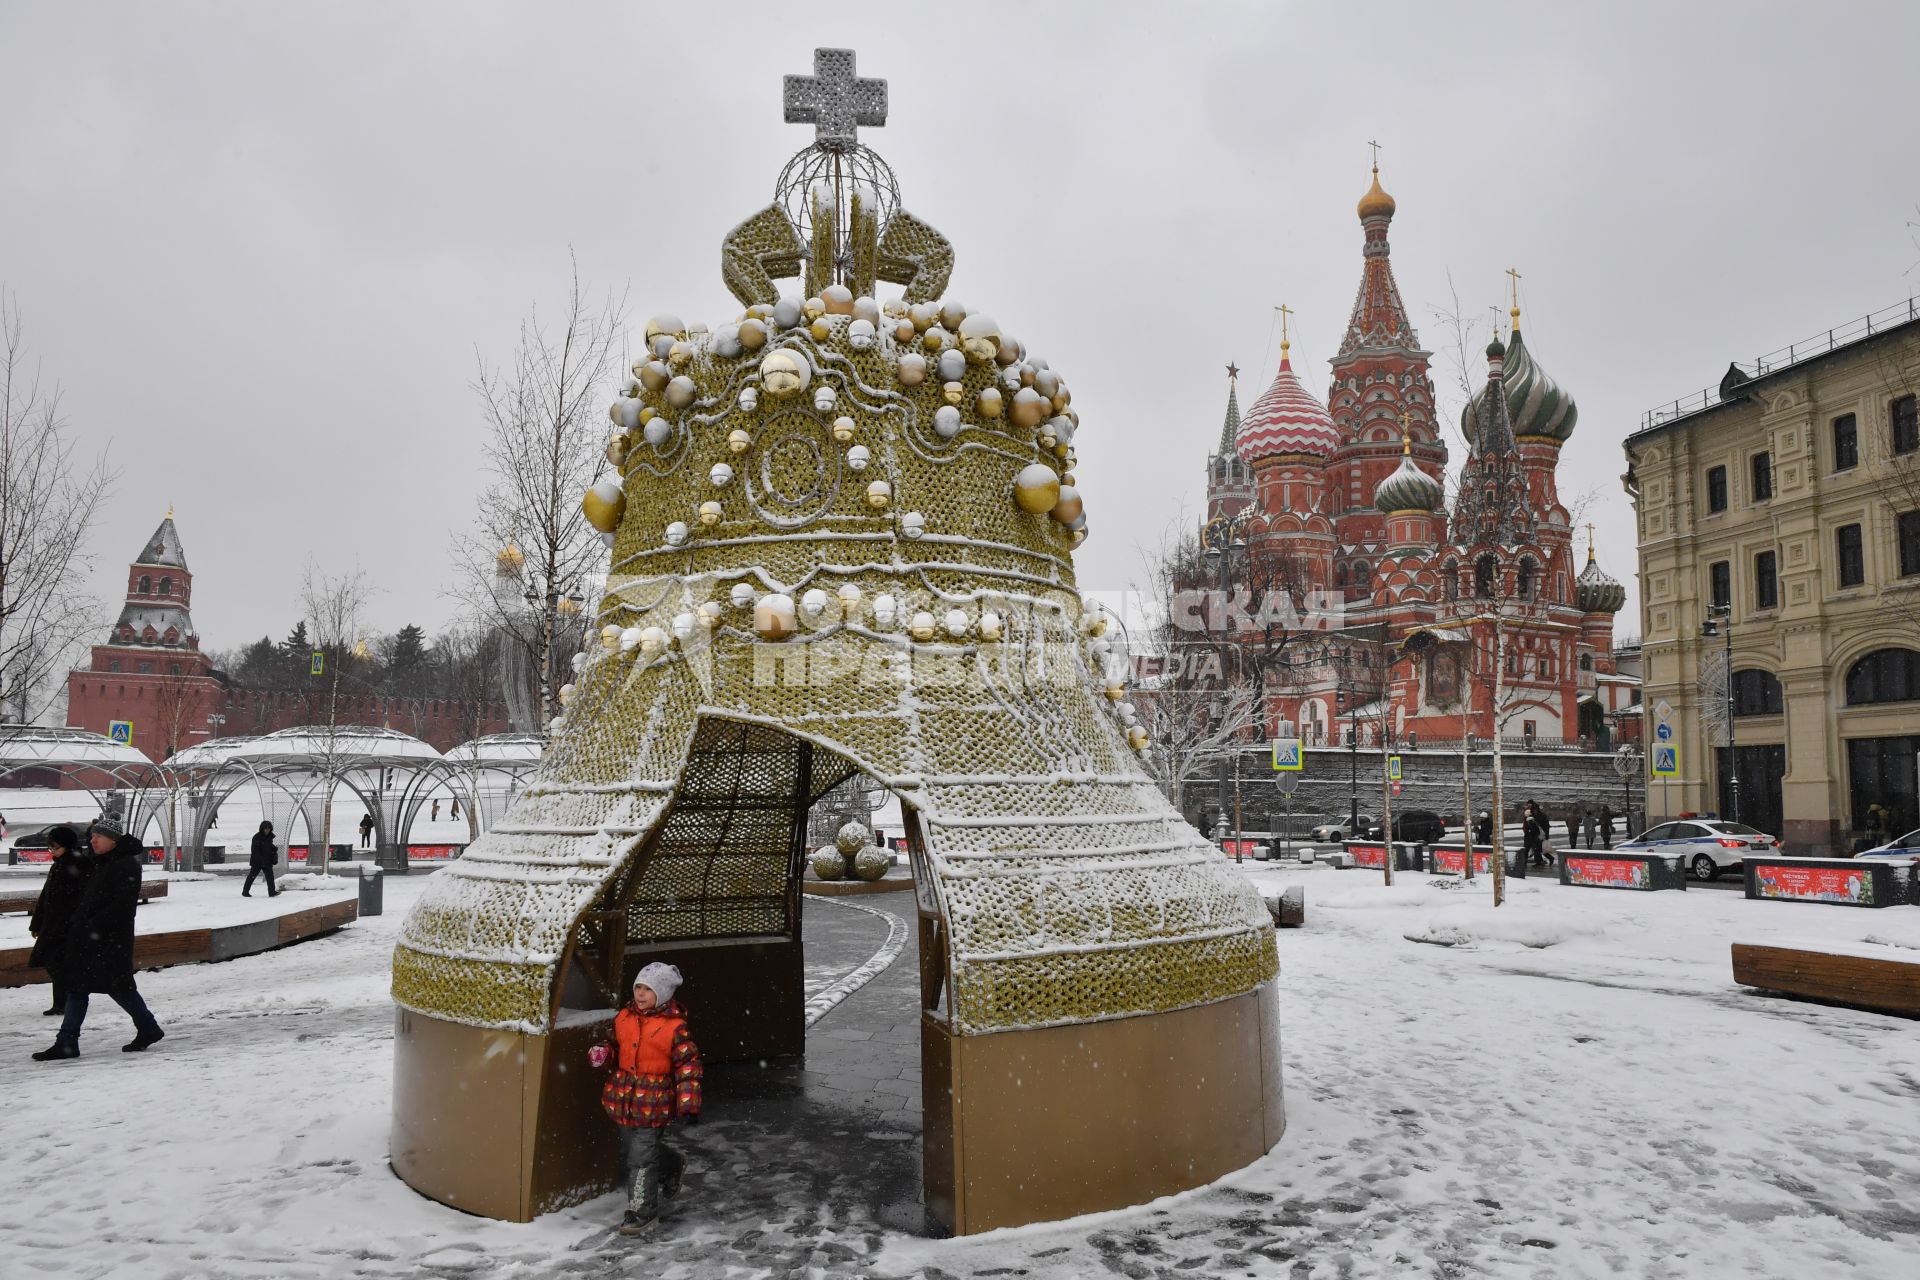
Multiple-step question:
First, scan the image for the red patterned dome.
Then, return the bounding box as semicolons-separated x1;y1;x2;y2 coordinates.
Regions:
1237;354;1338;462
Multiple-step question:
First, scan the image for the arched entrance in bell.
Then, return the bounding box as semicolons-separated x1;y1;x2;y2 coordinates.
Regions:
391;716;1284;1235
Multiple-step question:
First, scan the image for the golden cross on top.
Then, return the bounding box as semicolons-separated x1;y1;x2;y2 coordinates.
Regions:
1489;305;1503;339
1367;140;1381;167
1506;267;1522;308
1399;409;1414;453
1276;303;1293;349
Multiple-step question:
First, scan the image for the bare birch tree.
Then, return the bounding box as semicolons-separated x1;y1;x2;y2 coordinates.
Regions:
0;290;114;723
301;565;373;873
455;256;627;731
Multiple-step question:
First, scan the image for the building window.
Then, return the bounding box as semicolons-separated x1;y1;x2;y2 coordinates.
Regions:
138;575;152;594
1894;394;1919;456
1901;511;1920;578
1516;558;1536;598
159;576;173;596
1709;560;1731;608
1833;413;1858;470
107;660;120;673
1475;555;1496;598
137;661;153;674
1750;451;1772;501
1754;550;1778;609
1837;523;1865;587
1845;647;1920;704
1732;669;1784;716
1352;562;1371;590
1334;563;1348;588
1706;466;1728;513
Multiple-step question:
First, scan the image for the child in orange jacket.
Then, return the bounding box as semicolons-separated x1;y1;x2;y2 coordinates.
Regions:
589;962;702;1236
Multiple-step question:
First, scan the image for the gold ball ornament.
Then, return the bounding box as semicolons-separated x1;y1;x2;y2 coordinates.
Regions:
822;285;854;315
921;326;950;353
665;375;697;409
908;611;938;642
1013;463;1061;514
600;623;622;650
605;434;629;468
832;416;856;442
836;582;863;613
958;313;1001;363
810;318;832;341
759;349;811;396
667;341;693;368
696;601;723;630
1010;387;1049;429
753;593;798;641
976;387;1004;419
939;299;967;330
942;380;965;405
896;353;928;386
803;296;826;321
1033;368;1061;401
697;500;723;526
995;335;1024;367
1104;679;1126;701
865;479;893;509
1050;486;1084;524
1128;725;1149;751
738;318;769;351
977;610;1003;641
639;361;671;394
893;318;916;344
908;302;936;332
644;314;686;344
727;428;752;454
582;479;626;534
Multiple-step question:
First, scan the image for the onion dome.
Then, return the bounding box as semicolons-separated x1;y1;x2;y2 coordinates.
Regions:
1374;438;1444;514
1575;545;1626;614
1237;343;1338;462
1357;164;1396;221
495;541;525;574
1462;308;1577;447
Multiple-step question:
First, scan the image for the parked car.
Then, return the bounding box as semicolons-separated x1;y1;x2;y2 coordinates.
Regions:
1617;818;1778;881
1856;828;1920;861
1309;814;1376;843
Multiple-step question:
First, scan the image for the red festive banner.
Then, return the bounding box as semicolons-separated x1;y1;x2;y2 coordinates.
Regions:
1752;862;1873;905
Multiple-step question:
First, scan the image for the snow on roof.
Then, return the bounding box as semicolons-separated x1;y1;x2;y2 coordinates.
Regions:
444;733;546;765
0;725;152;769
135;516;188;568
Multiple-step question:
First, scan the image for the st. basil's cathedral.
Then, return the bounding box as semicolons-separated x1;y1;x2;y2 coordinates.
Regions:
1203;163;1638;750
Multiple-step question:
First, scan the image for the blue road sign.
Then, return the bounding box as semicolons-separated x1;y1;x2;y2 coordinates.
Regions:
1655;722;1672;742
1271;739;1304;771
1651;745;1679;777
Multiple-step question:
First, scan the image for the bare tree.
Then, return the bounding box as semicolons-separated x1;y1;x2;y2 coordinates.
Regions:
0;290;114;722
455;256;627;731
301;565;373;873
433;620;504;837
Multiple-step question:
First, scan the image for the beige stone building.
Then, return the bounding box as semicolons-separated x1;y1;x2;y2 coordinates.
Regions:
1624;298;1920;853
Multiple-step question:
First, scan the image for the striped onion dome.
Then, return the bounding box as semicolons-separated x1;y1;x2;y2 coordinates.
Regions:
1237;352;1339;462
1374;447;1445;514
1462;322;1577;446
1575;548;1626;614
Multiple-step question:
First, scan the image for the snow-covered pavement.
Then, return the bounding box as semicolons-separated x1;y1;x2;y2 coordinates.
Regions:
2;863;1917;1279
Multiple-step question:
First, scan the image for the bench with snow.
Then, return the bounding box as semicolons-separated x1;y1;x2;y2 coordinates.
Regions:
1732;940;1920;1017
1556;851;1686;892
1263;885;1306;929
1340;840;1424;872
1426;844;1522;876
0;878;169;915
1742;855;1916;908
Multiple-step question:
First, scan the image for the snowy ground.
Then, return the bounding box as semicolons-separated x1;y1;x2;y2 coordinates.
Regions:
3;864;1918;1279
0;875;357;949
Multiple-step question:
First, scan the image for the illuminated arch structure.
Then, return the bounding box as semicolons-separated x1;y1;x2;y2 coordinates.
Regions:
390;48;1284;1235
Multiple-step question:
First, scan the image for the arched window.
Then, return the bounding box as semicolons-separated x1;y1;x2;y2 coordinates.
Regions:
1732;669;1784;716
158;576;173;596
1334;563;1348;588
1579;653;1594;672
1844;647;1920;705
1516;557;1536;599
138;575;152;594
1442;563;1459;600
1352;562;1371;590
1475;555;1497;598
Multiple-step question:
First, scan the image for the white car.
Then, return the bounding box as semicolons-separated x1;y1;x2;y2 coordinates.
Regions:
1617;819;1779;881
1857;828;1920;861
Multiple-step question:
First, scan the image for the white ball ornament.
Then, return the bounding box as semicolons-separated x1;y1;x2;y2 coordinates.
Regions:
936;348;967;383
848;318;876;350
644;417;674;448
813;384;838;412
639;626;668;656
801;587;830;617
709;462;734;487
619;626;643;652
664;521;689;547
846;445;871;471
600;623;622;650
943;608;970;638
612;398;643;430
696;601;723;629
873;593;898;627
772;297;802;329
896;352;928;386
933;405;962;439
909;610;938;641
836;582;863;612
570;652;588;673
730;582;757;609
899;510;926;539
977;610;1003;641
712;324;743;358
671;612;696;641
737;387;759;412
665;375;696;409
853;296;881;325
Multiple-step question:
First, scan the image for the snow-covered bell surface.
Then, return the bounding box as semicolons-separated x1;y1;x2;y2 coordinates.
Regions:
2;866;1915;1277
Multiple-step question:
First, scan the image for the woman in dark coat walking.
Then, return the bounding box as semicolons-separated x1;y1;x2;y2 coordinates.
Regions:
244;821;280;897
33;818;164;1061
28;826;90;1016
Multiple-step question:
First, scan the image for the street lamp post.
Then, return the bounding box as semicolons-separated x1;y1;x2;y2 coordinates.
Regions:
1702;602;1738;823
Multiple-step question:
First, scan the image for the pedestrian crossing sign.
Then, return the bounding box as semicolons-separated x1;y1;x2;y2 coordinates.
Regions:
311;651;325;676
1651;745;1678;777
1271;738;1303;771
108;720;134;746
1387;755;1402;782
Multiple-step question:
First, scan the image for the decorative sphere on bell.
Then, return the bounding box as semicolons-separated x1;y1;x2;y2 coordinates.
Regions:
754;593;798;640
697;500;723;526
759;349;811;396
1013;463;1061;514
709;462;734;487
664;520;689;547
832;416;856;442
899;510;926;540
729;582;757;608
934;406;962;439
846;444;871;471
865;479;893;509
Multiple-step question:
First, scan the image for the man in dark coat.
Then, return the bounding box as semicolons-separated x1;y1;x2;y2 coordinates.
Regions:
358;813;374;848
244;820;280;897
33;818;165;1061
28;826;91;1016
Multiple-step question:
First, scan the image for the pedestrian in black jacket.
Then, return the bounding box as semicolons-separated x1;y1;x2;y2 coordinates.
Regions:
28;826;90;1016
33;818;165;1061
244;821;280;897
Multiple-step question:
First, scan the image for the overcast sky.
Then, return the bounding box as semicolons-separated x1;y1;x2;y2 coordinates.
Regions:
4;2;1917;654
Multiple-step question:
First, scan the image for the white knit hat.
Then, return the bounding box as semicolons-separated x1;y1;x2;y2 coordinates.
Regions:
633;962;683;1005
